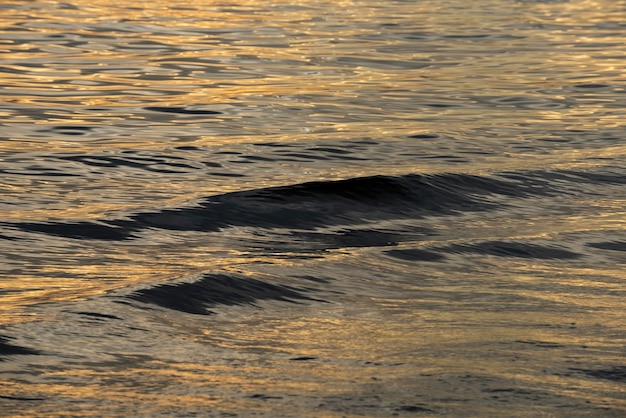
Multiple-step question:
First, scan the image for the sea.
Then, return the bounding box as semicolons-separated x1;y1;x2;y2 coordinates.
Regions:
0;0;625;416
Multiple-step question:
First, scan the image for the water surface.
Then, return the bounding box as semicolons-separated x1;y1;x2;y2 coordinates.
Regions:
1;0;625;416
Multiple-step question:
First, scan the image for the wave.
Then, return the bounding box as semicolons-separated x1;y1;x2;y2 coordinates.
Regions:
3;171;548;240
386;240;582;262
0;335;39;361
3;168;622;241
587;241;626;252
124;273;326;315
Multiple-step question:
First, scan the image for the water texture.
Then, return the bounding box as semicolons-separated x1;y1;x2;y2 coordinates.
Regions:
1;0;625;416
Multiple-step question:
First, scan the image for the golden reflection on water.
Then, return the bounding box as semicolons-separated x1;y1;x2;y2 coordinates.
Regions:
1;0;626;416
4;293;625;415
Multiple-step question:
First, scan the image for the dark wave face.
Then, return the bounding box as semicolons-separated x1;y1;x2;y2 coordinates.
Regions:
441;241;582;259
126;273;325;315
3;169;605;241
0;336;40;360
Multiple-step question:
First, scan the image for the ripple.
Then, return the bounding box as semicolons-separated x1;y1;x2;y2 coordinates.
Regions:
443;241;582;260
144;106;223;115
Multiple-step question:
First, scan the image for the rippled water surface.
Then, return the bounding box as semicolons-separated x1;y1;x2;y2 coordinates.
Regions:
1;0;625;416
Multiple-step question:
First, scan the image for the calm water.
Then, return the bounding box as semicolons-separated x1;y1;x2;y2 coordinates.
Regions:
1;0;625;416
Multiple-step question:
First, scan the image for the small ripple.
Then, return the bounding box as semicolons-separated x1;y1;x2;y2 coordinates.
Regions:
570;366;626;382
37;126;94;135
573;84;612;89
409;134;439;139
144;106;223;115
587;241;626;252
385;248;446;262
57;154;196;174
443;241;581;260
481;96;569;110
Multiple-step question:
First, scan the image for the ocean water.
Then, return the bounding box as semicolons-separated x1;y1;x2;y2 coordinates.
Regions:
1;0;625;416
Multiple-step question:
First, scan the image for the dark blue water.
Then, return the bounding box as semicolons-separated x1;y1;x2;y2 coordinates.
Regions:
1;0;625;416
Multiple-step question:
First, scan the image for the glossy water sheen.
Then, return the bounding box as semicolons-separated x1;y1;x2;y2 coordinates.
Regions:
1;0;625;416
